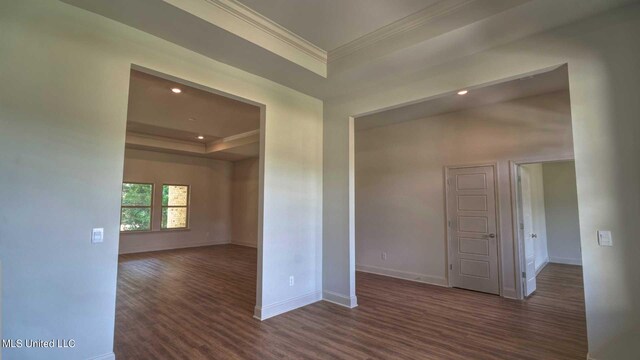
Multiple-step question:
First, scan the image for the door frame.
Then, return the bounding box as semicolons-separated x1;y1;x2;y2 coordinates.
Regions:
509;155;575;300
444;162;502;295
126;64;267;316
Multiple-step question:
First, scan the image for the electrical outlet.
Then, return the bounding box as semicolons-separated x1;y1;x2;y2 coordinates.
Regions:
289;276;294;286
381;252;387;260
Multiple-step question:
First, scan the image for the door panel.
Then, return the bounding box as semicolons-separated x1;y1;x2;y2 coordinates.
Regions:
460;259;490;278
456;173;487;189
458;216;488;233
457;195;488;211
459;237;489;256
519;166;537;297
447;165;499;295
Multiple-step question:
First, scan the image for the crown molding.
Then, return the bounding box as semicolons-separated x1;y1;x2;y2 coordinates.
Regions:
204;0;326;62
126;132;206;152
163;0;327;76
126;131;260;159
210;129;259;143
328;0;475;63
206;129;259;152
164;0;516;78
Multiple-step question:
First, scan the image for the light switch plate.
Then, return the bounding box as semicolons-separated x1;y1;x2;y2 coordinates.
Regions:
597;230;612;247
92;228;104;244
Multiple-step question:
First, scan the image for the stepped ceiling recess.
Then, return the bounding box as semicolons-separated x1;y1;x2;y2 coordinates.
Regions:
64;0;636;99
126;69;261;160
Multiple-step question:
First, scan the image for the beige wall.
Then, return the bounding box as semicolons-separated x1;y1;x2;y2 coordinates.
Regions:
543;161;582;265
355;90;572;287
119;149;233;254
326;5;640;356
0;0;322;358
232;157;260;247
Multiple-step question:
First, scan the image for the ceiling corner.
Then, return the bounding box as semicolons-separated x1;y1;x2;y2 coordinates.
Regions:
163;0;328;77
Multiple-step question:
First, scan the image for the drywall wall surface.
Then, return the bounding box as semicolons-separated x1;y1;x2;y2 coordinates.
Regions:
231;157;259;248
324;3;640;357
543;161;582;265
0;0;322;358
355;92;569;288
119;149;232;254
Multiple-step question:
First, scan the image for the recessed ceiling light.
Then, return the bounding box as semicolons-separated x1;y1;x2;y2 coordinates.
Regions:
457;90;469;95
197;135;205;140
171;87;182;94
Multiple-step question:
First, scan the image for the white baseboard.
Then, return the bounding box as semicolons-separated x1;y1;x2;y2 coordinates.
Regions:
253;291;321;320
119;241;230;255
502;287;519;299
89;352;115;360
230;241;257;248
356;264;448;287
535;259;549;275
323;290;358;308
549;256;582;265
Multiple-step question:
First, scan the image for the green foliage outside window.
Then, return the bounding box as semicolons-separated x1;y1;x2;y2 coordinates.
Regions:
120;183;153;231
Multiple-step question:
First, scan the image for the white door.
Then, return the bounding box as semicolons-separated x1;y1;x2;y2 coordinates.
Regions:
519;166;537;297
447;165;499;295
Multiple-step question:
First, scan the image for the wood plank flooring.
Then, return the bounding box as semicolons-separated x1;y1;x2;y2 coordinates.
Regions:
115;246;586;359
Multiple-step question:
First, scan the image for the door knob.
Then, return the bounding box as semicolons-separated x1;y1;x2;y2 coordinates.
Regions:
487;233;496;238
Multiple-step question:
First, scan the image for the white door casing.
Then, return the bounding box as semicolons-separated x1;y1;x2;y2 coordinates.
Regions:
519;165;537;297
446;165;499;295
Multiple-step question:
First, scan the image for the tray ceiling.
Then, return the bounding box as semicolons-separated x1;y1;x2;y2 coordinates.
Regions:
236;0;438;50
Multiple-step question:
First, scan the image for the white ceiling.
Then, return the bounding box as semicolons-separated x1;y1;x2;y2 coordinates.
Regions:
236;0;438;50
127;69;260;142
63;0;637;99
126;69;261;160
356;65;568;130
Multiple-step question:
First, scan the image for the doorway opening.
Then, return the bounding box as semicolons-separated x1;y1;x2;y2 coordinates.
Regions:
354;64;577;296
351;63;587;357
114;66;264;356
513;159;583;299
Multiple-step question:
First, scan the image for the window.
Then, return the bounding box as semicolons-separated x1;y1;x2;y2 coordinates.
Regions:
120;183;153;231
162;184;189;229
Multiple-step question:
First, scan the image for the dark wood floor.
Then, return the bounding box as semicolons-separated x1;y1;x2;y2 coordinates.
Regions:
115;246;586;359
